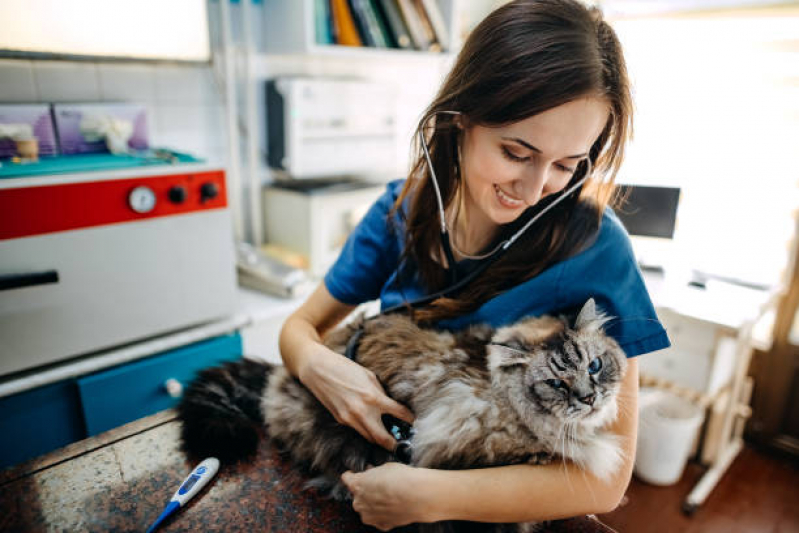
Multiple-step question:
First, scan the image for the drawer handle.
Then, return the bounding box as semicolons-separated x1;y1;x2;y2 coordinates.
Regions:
164;378;184;398
0;270;59;291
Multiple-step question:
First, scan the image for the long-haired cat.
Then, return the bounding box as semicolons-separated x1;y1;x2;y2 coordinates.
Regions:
177;298;627;532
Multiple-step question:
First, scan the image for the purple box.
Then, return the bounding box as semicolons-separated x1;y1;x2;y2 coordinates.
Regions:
53;103;149;155
0;104;58;158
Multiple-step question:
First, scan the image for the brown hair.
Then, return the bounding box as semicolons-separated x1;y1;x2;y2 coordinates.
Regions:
391;0;632;324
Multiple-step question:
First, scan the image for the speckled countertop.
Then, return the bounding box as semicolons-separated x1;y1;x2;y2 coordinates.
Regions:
0;410;615;533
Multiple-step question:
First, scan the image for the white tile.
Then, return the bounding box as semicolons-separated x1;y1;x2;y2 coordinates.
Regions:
154;65;219;105
0;60;38;102
97;63;157;103
33;61;100;102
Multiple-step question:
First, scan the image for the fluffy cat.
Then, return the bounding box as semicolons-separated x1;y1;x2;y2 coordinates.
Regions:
177;298;628;532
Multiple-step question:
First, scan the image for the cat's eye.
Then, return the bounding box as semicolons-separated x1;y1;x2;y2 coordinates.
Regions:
588;357;603;375
546;379;567;390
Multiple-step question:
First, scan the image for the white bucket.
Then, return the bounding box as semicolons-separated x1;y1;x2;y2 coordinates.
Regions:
634;390;705;486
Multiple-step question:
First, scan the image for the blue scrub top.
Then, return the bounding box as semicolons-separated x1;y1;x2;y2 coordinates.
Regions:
324;179;670;358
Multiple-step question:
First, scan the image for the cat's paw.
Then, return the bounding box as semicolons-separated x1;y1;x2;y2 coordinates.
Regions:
527;452;553;465
582;434;624;482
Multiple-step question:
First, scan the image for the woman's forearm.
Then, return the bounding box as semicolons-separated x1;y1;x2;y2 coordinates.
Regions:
278;283;355;380
416;459;624;523
416;359;640;523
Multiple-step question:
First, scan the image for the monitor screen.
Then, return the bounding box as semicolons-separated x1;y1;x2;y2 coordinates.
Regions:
614;185;680;239
0;0;210;63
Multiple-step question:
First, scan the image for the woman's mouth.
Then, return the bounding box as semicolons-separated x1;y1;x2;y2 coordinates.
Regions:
494;184;524;209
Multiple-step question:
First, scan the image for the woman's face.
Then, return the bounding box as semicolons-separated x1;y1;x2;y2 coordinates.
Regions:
459;97;609;229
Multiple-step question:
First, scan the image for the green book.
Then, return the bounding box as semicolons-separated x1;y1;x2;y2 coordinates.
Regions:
376;0;412;49
315;0;334;45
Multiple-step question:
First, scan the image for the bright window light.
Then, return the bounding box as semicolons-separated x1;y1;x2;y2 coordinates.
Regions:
0;0;210;62
611;8;799;288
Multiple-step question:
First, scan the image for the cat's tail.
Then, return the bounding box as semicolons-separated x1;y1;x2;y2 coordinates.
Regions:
177;358;274;464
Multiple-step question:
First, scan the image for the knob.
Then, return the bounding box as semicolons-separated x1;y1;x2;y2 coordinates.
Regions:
168;185;187;204
200;182;219;202
164;378;183;398
128;186;156;213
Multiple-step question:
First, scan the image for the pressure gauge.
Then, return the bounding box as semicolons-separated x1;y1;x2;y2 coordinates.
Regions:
128;186;157;213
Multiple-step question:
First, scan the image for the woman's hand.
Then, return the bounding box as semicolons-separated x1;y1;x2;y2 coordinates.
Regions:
299;346;415;451
341;463;430;531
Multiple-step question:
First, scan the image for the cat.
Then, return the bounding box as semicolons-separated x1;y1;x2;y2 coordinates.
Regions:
177;298;628;532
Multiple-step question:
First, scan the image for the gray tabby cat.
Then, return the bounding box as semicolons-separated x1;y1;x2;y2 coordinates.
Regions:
178;298;627;532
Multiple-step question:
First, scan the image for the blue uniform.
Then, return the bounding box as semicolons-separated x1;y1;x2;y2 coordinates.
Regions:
325;179;670;358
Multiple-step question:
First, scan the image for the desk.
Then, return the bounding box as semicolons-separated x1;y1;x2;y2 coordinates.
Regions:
0;410;616;532
640;272;782;513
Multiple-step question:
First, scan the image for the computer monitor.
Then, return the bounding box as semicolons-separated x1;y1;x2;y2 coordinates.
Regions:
614;185;681;239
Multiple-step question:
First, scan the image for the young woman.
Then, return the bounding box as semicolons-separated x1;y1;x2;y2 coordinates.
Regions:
279;0;669;529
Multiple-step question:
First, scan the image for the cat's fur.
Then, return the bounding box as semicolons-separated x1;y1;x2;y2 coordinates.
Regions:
178;299;627;532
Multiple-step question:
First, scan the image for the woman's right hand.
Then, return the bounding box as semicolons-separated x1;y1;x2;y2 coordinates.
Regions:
298;346;415;452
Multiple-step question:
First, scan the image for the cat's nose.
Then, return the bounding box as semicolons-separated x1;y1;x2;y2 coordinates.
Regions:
578;393;595;406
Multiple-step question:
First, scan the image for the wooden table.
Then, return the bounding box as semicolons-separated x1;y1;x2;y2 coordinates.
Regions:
0;410;616;532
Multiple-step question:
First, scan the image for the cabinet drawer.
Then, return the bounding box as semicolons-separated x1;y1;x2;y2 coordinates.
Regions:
78;333;242;436
0;380;85;469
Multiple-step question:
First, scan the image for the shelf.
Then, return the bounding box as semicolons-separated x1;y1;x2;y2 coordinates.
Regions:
262;0;460;57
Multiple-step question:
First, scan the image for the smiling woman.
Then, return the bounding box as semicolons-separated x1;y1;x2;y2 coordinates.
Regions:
275;0;670;529
454;97;610;250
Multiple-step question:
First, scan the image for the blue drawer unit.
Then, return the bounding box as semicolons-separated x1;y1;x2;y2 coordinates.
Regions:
0;380;85;469
78;333;242;436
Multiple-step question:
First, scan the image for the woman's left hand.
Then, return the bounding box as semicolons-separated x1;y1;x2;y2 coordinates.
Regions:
341;463;429;531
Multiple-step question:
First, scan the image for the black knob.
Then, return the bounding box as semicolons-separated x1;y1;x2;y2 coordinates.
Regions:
168;185;187;204
200;182;219;202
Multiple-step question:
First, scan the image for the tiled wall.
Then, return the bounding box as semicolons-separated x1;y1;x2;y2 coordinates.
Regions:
0;59;227;163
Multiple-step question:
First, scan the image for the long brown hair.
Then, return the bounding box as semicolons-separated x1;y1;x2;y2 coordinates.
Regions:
391;0;632;324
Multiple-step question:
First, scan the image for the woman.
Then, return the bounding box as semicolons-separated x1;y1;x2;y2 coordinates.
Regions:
279;0;669;529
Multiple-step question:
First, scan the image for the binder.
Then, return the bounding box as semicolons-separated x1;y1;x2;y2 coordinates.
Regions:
331;0;363;46
376;0;412;49
315;0;334;44
369;0;399;48
396;0;431;51
349;0;389;47
419;0;449;51
412;0;441;52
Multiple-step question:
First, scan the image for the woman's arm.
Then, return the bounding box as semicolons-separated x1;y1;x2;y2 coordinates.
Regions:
342;358;639;529
279;282;415;451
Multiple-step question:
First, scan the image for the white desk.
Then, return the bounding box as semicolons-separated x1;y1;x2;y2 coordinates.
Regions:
640;271;782;513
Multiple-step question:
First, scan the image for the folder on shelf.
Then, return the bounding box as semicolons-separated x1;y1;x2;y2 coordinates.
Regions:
349;0;389;47
396;0;431;51
376;0;412;49
412;0;441;52
315;0;334;44
331;0;363;46
419;0;449;51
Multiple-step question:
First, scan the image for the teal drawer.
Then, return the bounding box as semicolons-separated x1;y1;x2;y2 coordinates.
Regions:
0;380;85;469
78;333;242;436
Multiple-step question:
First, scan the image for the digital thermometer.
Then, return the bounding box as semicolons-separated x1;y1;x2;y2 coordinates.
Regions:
145;457;220;533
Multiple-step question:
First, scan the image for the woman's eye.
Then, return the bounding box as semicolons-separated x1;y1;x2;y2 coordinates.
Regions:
501;146;528;162
546;379;566;389
556;163;576;174
588;357;603;375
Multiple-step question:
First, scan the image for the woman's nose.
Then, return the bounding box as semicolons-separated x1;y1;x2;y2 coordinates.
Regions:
513;167;547;206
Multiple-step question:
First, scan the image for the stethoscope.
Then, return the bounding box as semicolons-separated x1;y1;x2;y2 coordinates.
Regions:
379;110;592;314
345;111;593;457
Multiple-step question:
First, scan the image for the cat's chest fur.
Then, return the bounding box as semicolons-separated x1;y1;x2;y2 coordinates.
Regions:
352;317;544;468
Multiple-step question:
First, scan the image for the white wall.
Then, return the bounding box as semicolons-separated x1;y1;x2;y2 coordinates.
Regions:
0;59;227;163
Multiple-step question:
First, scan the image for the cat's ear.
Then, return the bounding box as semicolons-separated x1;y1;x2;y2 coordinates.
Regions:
574;298;612;331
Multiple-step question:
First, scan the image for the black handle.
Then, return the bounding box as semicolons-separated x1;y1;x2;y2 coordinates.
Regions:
0;270;59;291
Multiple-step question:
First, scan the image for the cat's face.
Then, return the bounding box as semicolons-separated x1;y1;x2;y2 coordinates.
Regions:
488;299;627;429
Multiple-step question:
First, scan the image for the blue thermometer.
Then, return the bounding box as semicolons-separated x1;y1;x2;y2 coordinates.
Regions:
145;457;220;533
